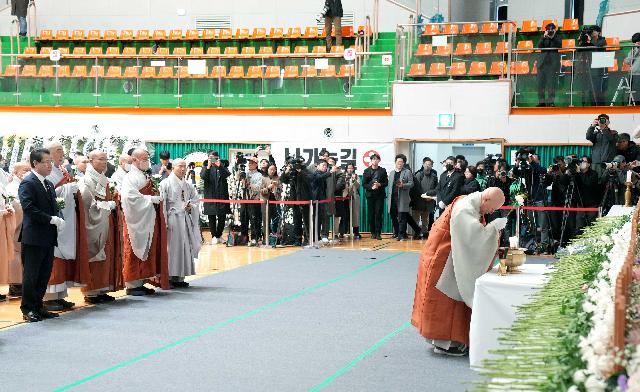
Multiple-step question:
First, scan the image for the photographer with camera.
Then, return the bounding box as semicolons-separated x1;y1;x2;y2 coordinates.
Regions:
514;151;551;251
311;160;336;243
413;157;438;237
260;164;281;244
537;23;562;107
587;114;618;165
491;161;513;246
577;25;608;106
624;33;640;103
152;150;172;180
322;0;343;52
281;155;313;246
201;151;231;245
326;157;346;240
363;154;388;240
256;146;276;176
575;156;602;234
544;156;575;247
616;132;640;163
240;157;265;247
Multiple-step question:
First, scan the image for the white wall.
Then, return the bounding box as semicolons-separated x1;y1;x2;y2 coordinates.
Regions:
0;0;424;36
450;0;490;22
507;0;566;25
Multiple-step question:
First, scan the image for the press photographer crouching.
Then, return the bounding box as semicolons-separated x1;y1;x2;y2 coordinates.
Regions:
616;132;640;163
280;155;313;246
599;155;640;211
575;156;602;234
544;156;575;247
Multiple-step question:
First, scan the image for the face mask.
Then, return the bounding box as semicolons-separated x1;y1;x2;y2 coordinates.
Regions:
445;164;454;172
124;163;131;172
580;162;588;170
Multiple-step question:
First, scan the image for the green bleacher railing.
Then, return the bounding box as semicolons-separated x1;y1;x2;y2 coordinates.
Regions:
0;51;393;109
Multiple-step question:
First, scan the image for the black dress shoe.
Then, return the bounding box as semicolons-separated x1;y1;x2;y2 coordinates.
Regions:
97;293;116;302
126;287;147;296
0;293;5;301
38;309;59;319
171;281;190;289
84;296;104;305
44;300;64;311
56;299;75;309
22;311;42;322
8;284;22;297
141;286;156;295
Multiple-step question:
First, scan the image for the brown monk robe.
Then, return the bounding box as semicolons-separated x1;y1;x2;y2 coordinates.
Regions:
411;188;505;356
120;148;169;296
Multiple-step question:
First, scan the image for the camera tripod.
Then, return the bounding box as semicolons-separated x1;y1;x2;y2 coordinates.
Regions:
610;76;636;106
558;175;583;249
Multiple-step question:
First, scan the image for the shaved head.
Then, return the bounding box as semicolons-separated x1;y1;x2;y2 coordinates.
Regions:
131;148;150;171
88;150;108;174
44;141;64;166
12;161;31;180
173;159;187;179
480;187;505;215
118;154;133;171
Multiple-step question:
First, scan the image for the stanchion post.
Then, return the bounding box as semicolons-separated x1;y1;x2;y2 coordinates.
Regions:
263;199;270;248
314;200;319;247
307;201;315;248
515;206;521;245
349;196;354;237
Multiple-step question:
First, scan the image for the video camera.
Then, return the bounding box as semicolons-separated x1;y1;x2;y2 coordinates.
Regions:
578;25;596;46
480;153;502;178
564;156;581;175
514;147;536;174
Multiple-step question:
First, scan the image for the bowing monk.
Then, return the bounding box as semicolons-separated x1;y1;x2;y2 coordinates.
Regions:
78;150;122;304
120;148;169;296
109;154;132;192
411;187;507;356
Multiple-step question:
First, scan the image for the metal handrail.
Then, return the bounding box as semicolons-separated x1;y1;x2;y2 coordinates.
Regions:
396;20;518;28
4;51;392;60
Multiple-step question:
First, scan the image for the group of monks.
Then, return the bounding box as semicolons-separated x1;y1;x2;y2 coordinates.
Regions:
0;144;201;312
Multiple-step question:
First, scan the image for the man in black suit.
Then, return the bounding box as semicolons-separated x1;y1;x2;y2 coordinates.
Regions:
18;148;66;322
428;156;464;215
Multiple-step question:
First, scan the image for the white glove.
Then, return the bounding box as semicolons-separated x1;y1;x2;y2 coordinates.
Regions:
97;200;116;211
50;216;66;231
149;196;161;205
490;217;508;231
438;201;446;210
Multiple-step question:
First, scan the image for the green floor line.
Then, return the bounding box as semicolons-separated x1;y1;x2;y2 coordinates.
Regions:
310;320;411;392
53;251;406;392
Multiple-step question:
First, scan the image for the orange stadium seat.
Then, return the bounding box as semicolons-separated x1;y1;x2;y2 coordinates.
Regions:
40;47;53;55
511;61;530;75
489;61;506;75
139;47;153;55
408;63;426;77
341;26;354;38
435;44;452;56
124;66;139;78
22;47;37;56
207;47;221;55
416;44;433;56
153;30;167;41
87;30;101;40
106;66;122;78
3;65;19;77
157;66;173;78
448;62;467;76
155;47;169;55
253;28;267;39
259;46;274;55
57;47;70;55
56;65;71;77
39;29;53;40
190;47;204;55
330;46;345;53
468;61;487;76
106;47;120;55
294;46;309;53
561;19;580;31
276;46;291;54
264;66;281;78
202;29;216;40
474;42;492;55
227;66;245;79
608;59;619;73
210;66;226;79
71;65;87;78
312;46;327;53
442;24;459;35
246;66;264;78
71;30;85;40
55;30;70;40
516;40;534;53
319;65;337;78
494;41;511;54
304;27;319;39
21;64;36;77
173;47;187;55
104;30;119;40
288;27;302;39
186;29;200;40
422;24;440;36
560;39;576;52
241;47;256;55
224;47;239;55
122;47;136;55
480;23;498;34
606;37;620;51
520;20;538;33
89;47;103;55
136;30;150;40
176;66;189;79
339;64;355;77
72;47;86;55
37;65;54;78
119;30;133;40
301;65;317;78
270;28;284;39
283;65;299;78
169;29;183;40
428;62;446;76
540;19;558;30
461;23;478;35
219;29;233;40
236;29;250;40
89;66;104;78
140;66;156;78
500;23;517;34
454;42;472;55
